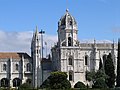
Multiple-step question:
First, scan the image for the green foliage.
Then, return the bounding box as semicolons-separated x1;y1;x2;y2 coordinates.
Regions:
40;71;71;89
92;78;107;88
74;81;86;89
86;70;96;82
86;69;108;88
95;69;108;80
116;39;120;87
19;83;32;90
104;53;115;88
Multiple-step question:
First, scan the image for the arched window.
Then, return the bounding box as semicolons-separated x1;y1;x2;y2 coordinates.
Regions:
27;63;31;72
1;78;9;87
68;57;73;65
69;71;73;81
85;55;88;65
3;64;7;71
13;78;21;87
16;64;18;71
68;37;72;46
69;21;72;25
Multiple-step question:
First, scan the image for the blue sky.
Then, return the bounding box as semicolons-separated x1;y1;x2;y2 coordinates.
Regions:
0;0;120;40
0;0;120;54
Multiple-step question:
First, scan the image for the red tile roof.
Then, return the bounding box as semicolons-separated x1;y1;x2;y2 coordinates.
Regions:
0;52;31;59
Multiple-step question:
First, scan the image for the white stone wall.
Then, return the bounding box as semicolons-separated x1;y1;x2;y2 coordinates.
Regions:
51;43;118;88
0;58;32;87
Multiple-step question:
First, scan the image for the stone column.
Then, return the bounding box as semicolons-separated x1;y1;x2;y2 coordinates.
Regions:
10;57;12;87
22;55;25;84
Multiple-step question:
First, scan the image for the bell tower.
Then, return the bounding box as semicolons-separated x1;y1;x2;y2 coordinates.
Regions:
58;9;78;47
31;26;42;88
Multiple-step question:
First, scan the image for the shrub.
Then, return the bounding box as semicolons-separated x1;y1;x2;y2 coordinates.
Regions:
19;83;32;90
92;78;107;88
40;71;71;89
74;81;86;89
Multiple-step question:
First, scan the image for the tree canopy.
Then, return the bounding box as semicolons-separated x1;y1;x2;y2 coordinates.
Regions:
86;69;107;88
40;71;71;89
74;81;86;89
116;39;120;87
104;53;115;88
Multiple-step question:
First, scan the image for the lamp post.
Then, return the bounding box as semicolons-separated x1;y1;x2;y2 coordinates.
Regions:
39;29;45;84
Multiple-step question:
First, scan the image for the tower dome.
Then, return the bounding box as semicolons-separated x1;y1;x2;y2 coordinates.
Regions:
58;9;77;30
57;9;78;47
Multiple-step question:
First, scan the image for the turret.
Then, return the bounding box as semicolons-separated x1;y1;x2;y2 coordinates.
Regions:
31;26;41;87
58;9;78;47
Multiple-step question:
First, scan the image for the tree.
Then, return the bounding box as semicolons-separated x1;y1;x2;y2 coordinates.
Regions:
116;39;120;87
92;78;107;88
86;70;96;83
40;71;71;89
19;83;32;90
74;81;86;89
86;69;107;88
104;53;115;88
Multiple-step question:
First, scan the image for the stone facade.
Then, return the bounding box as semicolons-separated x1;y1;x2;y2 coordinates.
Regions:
0;9;118;88
0;53;32;87
51;9;118;87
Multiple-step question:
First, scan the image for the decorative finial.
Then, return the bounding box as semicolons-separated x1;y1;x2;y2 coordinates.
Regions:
113;39;114;44
94;38;96;45
36;26;38;31
66;9;69;12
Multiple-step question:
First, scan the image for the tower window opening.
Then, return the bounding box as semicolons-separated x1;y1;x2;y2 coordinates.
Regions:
36;38;39;42
68;37;72;46
27;63;32;72
85;55;88;65
3;64;7;71
37;50;39;54
70;21;72;25
16;64;19;71
68;57;73;65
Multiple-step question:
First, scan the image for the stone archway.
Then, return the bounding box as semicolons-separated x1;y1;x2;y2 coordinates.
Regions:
1;78;9;87
13;78;21;87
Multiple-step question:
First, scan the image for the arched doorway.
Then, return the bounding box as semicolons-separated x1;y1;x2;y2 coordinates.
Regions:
1;78;9;87
13;78;21;87
26;79;32;85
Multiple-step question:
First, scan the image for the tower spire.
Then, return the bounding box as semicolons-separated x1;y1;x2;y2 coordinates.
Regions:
35;26;38;34
66;0;68;11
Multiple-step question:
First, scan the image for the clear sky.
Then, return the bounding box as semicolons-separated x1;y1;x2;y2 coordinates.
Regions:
0;0;120;54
